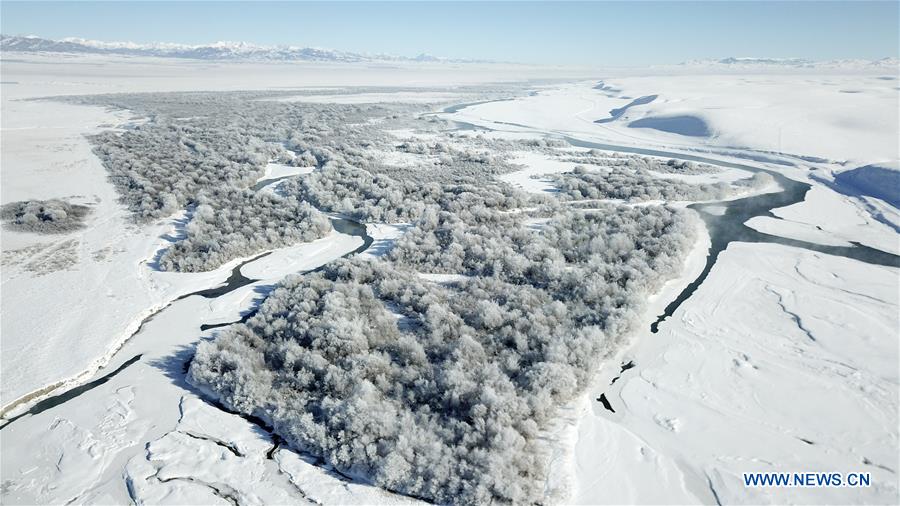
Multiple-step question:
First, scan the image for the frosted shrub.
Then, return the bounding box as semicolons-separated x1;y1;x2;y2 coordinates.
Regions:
548;167;733;201
1;199;91;234
285;161;536;223
189;204;698;504
68;93;418;271
157;189;332;272
558;151;720;174
62;89;706;501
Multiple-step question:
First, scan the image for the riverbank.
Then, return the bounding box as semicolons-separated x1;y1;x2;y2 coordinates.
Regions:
573;239;899;504
564;213;712;504
0;214;376;503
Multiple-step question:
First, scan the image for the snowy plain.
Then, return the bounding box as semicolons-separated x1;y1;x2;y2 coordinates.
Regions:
1;52;898;505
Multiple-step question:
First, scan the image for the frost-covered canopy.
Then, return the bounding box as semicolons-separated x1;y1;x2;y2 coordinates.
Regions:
189;205;697;504
547;165;771;202
71;93;426;271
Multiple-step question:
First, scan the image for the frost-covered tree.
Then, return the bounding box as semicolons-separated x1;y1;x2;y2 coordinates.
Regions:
157;189;332;272
68;93;427;271
1;199;91;233
59;89;711;503
285;160;536;223
557;150;721;175
189;204;698;504
546;165;768;202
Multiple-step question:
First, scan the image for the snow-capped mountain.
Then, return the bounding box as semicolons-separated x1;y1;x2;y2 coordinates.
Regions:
0;34;488;63
679;56;899;69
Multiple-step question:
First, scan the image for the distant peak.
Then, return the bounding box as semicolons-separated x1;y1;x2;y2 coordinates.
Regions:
679;56;899;69
0;34;494;64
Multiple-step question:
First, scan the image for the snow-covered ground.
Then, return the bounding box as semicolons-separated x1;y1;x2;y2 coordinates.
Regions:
501;151;577;193
746;183;900;252
1;53;897;505
0;52;572;96
0;54;549;505
1;95;169;409
0;245;408;504
448;72;898;166
573;241;898;504
257;161;315;182
569;217;713;505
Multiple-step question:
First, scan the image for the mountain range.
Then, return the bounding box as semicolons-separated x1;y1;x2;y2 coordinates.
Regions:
4;35;896;69
679;56;899;69
0;34;487;63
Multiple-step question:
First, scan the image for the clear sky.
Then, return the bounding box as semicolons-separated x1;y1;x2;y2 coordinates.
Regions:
1;1;898;66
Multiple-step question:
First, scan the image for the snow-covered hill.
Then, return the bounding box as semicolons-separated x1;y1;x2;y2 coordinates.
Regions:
0;34;486;63
679;56;899;70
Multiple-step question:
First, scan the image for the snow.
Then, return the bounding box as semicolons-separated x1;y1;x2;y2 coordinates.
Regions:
745;215;855;247
274;450;424;505
2;51;898;505
500;151;578;193
361;223;412;259
417;272;471;284
125;397;309;505
675;57;900;72
258;161;314;182
571;242;898;504
451;76;898;504
0;52;572;98
2;34;492;64
448;75;898;166
566;216;712;504
0;95;171;408
617;74;898;165
238;230;362;280
450;82;623;136
0;56;550;505
832;163;900;208
0;228;379;505
373;148;439;169
498;148;770;199
748;184;899;254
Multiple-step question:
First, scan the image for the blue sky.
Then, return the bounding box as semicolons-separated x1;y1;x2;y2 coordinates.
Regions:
2;1;897;66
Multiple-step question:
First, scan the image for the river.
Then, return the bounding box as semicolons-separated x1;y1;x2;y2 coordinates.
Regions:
3;95;897;505
13;101;891;424
441;108;899;333
0;216;373;430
